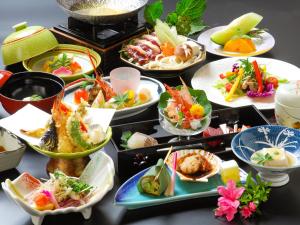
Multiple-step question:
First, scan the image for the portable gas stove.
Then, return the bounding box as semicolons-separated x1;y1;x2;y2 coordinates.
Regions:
50;14;147;73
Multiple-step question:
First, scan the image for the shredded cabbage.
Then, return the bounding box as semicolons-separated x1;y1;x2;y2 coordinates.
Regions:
246;83;274;98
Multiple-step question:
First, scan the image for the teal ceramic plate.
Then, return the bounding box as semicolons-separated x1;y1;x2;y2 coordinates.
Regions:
28;127;112;159
23;44;101;82
115;166;247;209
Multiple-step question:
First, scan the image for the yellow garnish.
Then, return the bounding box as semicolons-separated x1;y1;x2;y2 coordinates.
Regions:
125;90;135;100
190;104;205;117
225;68;244;102
138;88;151;103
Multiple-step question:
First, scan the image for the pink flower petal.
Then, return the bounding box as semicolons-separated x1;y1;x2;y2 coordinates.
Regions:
217;180;245;201
249;202;257;212
240;206;253;219
215;207;225;217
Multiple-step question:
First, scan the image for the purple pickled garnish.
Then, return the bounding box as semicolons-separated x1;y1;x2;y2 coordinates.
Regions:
232;63;239;72
41;190;51;198
246;83;274;98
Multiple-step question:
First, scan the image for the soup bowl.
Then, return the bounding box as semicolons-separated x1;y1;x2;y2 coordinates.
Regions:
0;71;64;114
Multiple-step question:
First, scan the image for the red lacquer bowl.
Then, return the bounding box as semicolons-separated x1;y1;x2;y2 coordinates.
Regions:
0;71;64;114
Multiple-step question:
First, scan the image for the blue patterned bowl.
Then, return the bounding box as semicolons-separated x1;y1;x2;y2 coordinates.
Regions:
231;125;300;187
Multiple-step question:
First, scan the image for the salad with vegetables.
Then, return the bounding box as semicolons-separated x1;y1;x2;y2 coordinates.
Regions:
159;78;211;131
214;58;288;101
43;53;82;76
25;171;94;211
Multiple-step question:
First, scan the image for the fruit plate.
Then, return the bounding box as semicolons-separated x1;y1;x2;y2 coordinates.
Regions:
2;151;115;225
64;76;165;120
114;165;247;209
23;44;101;82
197;26;275;57
120;39;206;79
191;57;300;110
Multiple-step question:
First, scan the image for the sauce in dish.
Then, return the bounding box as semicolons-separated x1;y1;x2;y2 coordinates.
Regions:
250;147;296;167
0;146;6;153
75;6;128;16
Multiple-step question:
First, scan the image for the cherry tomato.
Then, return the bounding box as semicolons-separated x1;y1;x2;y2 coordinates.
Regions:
225;83;232;92
265;77;279;89
74;88;89;104
0;70;13;87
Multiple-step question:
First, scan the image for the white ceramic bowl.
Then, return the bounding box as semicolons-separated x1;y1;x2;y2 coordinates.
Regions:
275;80;300;128
275;101;300;129
0;127;26;172
1;151;115;225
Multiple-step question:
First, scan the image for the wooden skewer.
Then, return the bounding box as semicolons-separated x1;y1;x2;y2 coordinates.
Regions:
154;146;173;181
179;76;187;87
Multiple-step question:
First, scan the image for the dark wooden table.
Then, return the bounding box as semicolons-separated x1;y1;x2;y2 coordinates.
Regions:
1;0;300;225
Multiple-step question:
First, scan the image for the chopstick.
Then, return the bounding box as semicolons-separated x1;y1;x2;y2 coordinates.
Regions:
154;146;173;181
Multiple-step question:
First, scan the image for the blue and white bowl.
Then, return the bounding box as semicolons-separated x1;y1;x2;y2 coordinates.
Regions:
231;125;300;187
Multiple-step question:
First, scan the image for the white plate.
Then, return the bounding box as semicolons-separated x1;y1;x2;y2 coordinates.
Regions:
197;26;275;57
64;76;165;120
191;57;300;110
1;151;115;225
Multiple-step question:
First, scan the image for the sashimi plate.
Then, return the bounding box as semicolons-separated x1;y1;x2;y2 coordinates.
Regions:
197;26;275;57
64;76;165;120
114;166;247;209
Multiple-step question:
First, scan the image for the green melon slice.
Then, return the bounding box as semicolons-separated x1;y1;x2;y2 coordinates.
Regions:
211;12;263;45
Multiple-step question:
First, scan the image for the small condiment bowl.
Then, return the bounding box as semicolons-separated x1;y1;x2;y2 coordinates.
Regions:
231;125;300;187
0;71;64;114
109;67;141;94
0;127;26;172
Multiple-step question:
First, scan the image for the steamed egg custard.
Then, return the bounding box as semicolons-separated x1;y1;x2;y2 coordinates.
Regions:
250;147;296;167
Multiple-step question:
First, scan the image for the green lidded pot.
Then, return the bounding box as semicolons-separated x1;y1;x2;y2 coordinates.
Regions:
1;22;59;66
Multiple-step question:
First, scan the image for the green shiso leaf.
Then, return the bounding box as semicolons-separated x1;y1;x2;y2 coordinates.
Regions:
144;0;163;26
158;85;211;115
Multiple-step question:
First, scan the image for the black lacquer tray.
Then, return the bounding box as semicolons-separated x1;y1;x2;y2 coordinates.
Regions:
111;105;270;180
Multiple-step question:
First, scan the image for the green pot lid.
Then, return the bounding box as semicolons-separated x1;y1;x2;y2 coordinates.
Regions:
1;22;59;66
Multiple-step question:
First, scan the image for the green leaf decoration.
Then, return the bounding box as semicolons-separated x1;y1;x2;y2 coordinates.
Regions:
144;0;164;26
158;85;211;116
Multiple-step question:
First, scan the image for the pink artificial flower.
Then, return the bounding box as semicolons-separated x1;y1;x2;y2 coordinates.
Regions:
217;180;245;201
249;202;257;212
215;180;245;221
215;197;239;221
240;205;253;219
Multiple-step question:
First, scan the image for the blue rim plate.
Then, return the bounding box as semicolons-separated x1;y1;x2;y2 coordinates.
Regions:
231;125;300;171
114;166;248;209
64;76;165;120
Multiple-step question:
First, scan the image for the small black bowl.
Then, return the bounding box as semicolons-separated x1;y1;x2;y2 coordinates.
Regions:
0;71;64;114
